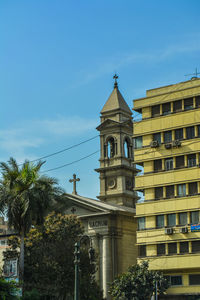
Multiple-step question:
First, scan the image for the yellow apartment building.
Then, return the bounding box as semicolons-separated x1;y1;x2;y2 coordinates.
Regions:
133;77;200;300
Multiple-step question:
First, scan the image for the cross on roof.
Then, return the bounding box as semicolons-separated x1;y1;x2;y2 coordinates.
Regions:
185;68;200;79
113;73;119;88
71;207;76;214
69;174;80;195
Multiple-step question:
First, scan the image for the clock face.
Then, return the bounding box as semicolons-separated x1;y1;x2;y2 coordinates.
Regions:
107;178;116;189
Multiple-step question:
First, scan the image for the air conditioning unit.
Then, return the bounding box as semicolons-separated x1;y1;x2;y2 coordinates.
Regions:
165;228;173;235
165;143;172;149
172;140;181;148
150;140;159;148
179;227;188;233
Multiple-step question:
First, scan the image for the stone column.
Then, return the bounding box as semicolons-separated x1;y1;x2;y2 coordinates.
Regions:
102;234;112;299
111;232;117;278
92;234;100;283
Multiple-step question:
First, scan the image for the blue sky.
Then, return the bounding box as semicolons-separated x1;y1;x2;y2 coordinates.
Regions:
0;0;200;198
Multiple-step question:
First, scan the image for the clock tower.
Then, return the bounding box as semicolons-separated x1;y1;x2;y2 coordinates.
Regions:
96;75;138;207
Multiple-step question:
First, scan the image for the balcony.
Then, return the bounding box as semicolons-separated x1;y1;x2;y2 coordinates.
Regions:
135;166;200;189
134;138;200;163
134;105;200;136
140;252;200;272
136;196;200;216
137;226;200;244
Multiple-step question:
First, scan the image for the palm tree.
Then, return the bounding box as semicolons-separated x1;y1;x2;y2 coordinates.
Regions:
0;157;65;284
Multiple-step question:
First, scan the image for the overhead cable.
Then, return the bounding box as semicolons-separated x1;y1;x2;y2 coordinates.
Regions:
18;135;98;165
42;150;99;173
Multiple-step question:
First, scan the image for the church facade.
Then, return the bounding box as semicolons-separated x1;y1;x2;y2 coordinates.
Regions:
64;78;138;299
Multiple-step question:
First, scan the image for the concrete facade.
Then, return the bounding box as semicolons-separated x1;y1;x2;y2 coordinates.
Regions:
134;78;200;298
64;193;137;299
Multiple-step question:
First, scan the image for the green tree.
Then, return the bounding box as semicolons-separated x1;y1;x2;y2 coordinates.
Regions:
110;261;169;300
23;212;103;300
0;277;19;299
0;157;64;283
22;289;41;300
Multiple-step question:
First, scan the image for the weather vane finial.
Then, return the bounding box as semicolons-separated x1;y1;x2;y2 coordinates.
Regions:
113;74;119;88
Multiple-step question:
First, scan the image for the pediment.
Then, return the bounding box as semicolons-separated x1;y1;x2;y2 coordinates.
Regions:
96;119;132;131
62;193;111;217
96;119;119;131
61;193;135;217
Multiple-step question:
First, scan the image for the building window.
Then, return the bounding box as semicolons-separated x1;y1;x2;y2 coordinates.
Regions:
175;128;183;140
167;214;176;227
165;158;173;170
134;136;143;149
198;125;200;137
168;243;177;255
177;184;186;197
186;126;195;139
154;159;162;172
188;182;198;195
179;212;187;225
180;242;189;254
164;131;172;143
170;276;182;286
139;245;146;257
166;185;174;198
176;156;185;168
124;138;131;158
196;96;200;108
156;215;164;228
184;97;193;110
3;259;18;277
138;217;145;230
157;244;165;255
187;154;196;167
189;274;200;285
162;103;171;115
192;241;200;253
190;211;199;224
106;137;115;158
153;133;161;144
152;105;160;117
155;187;163;199
173;100;182;112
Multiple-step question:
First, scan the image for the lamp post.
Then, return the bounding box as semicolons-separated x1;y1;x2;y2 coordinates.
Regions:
155;280;158;300
74;236;95;300
74;241;80;300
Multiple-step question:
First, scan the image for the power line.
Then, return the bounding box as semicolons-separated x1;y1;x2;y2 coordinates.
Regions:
41;150;99;173
18;135;99;165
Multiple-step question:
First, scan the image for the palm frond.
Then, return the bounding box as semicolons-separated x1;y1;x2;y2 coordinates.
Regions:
0;157;66;236
8;157;19;172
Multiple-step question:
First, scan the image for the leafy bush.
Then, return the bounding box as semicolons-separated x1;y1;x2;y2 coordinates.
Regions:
22;289;41;300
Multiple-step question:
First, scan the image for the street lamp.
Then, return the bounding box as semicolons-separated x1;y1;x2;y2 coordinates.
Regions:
74;235;95;300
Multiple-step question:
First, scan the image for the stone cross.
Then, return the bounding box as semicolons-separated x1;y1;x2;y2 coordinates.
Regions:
113;73;118;88
71;207;76;214
69;174;80;195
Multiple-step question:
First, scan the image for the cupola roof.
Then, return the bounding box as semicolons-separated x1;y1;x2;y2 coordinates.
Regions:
101;76;132;115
